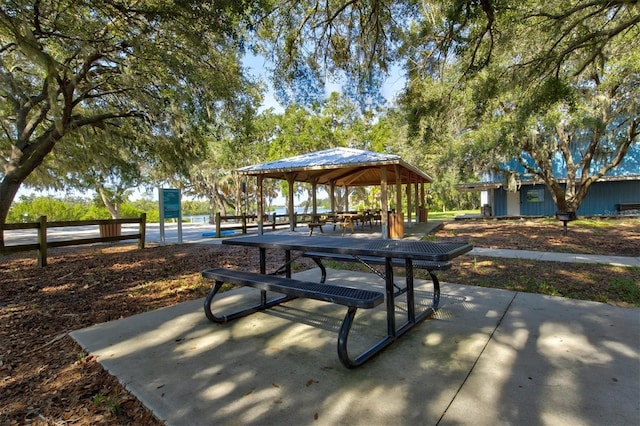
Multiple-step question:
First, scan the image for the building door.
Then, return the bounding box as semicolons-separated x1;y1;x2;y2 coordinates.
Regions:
507;191;521;216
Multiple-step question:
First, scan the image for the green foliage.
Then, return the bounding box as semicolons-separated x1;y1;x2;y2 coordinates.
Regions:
7;197;89;222
92;393;121;414
181;200;210;216
7;196;145;223
7;196;210;224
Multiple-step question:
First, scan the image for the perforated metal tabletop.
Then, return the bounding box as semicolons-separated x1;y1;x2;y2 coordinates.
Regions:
222;234;472;262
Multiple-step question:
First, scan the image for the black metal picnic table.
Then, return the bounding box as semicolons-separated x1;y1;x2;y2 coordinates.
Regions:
221;234;473;367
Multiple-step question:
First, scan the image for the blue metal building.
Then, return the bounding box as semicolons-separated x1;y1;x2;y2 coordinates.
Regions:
458;145;640;217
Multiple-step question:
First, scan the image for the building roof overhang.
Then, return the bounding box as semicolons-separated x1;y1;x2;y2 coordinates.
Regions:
456;174;640;192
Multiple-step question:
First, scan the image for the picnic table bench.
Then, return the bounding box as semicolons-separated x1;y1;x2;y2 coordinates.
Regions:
616;203;640;214
302;251;450;304
202;267;384;368
202;234;472;368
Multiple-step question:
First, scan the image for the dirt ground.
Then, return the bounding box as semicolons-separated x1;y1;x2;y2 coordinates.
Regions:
1;217;638;425
431;216;640;257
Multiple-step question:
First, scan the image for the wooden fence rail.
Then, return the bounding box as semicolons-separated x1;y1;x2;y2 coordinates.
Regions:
214;212;299;237
1;214;146;267
213;211;327;237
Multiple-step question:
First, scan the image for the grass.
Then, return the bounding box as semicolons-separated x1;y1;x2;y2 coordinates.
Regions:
428;209;480;220
609;272;640;304
435;257;640;307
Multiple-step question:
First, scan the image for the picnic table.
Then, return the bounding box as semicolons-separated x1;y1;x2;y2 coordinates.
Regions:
202;234;472;368
336;212;359;234
307;214;326;235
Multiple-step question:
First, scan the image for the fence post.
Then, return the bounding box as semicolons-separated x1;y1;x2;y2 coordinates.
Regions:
37;216;47;267
215;212;221;238
242;213;247;234
138;213;146;249
272;212;276;230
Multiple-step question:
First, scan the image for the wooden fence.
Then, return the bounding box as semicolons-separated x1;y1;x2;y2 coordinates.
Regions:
1;214;146;267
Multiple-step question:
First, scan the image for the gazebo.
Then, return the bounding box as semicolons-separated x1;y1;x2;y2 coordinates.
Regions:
237;147;433;239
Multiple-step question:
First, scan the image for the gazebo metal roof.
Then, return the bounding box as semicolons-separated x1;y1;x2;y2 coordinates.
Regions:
237;147;432;186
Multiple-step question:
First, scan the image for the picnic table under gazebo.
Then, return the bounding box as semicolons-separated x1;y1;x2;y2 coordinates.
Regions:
237;147;433;239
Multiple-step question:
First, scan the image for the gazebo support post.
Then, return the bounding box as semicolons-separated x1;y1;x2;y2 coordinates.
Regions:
257;176;264;235
329;181;336;213
420;182;426;223
311;178;318;217
414;176;419;223
393;165;403;239
380;167;389;239
343;185;349;212
286;173;296;231
407;174;413;226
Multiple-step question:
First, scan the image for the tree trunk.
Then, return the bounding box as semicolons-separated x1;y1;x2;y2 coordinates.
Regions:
0;177;22;247
0;132;60;246
208;197;216;225
98;187;120;219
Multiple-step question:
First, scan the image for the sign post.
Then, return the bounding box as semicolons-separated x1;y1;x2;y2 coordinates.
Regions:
159;188;182;245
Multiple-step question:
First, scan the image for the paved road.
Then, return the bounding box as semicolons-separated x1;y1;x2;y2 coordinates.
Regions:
2;221;306;247
3;222;227;246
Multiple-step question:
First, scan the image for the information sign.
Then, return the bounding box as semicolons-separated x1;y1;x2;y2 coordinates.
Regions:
162;188;181;218
159;188;182;245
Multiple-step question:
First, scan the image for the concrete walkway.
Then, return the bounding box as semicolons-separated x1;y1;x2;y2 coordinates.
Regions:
71;266;640;425
469;247;640;267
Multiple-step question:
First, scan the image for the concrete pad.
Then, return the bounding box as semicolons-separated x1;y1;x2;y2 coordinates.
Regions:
441;292;640;425
70;269;639;425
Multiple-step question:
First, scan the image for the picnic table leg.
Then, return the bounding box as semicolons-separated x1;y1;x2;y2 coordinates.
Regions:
384;258;396;337
284;249;292;278
259;247;267;305
405;260;415;323
427;270;441;310
337;260;443;368
309;257;328;283
337;306;395;369
203;279;294;324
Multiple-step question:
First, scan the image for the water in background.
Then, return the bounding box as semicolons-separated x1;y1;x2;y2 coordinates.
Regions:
266;207;330;215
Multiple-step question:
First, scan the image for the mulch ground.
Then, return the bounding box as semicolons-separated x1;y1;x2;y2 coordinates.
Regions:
1;217;638;424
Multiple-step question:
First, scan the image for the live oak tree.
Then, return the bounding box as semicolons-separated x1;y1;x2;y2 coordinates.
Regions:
0;0;262;245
